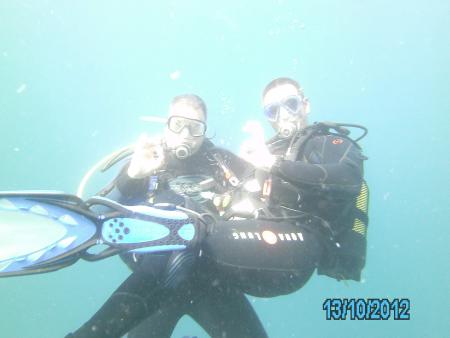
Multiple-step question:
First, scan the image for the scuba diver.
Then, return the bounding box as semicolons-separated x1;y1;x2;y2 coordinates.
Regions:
65;94;269;338
239;77;369;281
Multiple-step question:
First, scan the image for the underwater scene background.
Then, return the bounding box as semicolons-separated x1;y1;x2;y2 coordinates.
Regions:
0;1;448;337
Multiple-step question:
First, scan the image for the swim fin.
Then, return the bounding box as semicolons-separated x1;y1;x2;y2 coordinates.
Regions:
0;191;199;277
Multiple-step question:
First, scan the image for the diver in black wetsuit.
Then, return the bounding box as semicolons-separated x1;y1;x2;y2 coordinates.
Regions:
207;77;369;287
67;78;369;338
125;78;369;338
66;94;268;338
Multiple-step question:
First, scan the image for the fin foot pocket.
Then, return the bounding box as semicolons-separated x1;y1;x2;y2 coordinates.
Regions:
100;206;197;254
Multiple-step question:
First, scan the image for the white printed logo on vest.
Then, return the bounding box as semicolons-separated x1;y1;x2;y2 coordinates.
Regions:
231;230;304;244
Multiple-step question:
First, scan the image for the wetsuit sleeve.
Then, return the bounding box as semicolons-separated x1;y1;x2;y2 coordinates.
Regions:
271;135;365;191
114;162;150;203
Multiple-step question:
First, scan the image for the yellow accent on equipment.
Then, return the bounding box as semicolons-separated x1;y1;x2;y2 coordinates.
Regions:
352;181;369;236
355;181;369;213
352;219;366;236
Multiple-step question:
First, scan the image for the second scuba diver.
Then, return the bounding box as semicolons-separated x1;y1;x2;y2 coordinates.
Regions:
241;77;369;281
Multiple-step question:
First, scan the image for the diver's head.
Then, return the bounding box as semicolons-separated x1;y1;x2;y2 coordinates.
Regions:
164;94;207;159
262;77;310;138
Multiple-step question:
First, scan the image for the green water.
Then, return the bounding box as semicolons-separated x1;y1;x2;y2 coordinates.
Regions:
0;1;449;337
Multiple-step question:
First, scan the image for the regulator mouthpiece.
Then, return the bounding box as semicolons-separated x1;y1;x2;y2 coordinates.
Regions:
174;145;191;159
279;124;296;138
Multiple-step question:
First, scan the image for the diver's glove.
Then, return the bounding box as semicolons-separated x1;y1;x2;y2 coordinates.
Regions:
128;134;165;179
239;120;276;170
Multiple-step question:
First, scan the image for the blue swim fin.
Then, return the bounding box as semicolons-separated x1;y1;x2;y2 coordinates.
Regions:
0;191;199;277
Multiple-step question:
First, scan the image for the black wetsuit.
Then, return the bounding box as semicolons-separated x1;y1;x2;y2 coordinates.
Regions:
68;124;368;338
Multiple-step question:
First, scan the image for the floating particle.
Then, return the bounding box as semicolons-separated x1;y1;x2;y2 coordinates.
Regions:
169;70;181;80
16;83;27;94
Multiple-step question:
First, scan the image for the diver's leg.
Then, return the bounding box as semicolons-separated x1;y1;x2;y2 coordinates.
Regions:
68;249;198;338
66;270;168;338
187;280;268;338
125;250;197;338
203;219;324;297
120;252;183;338
127;262;269;338
126;303;185;338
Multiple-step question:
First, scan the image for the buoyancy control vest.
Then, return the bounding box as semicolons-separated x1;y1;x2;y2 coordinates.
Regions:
267;122;370;281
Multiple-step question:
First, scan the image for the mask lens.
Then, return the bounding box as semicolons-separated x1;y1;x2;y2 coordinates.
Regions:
283;96;301;114
188;120;206;137
168;117;185;133
264;104;279;121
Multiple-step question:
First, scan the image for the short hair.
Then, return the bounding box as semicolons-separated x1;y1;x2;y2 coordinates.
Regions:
262;77;304;99
171;94;207;119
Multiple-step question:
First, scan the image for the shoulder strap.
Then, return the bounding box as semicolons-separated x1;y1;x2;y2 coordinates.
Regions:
284;124;320;161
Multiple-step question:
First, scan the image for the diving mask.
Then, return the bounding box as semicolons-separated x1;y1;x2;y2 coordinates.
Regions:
167;116;207;137
263;95;305;122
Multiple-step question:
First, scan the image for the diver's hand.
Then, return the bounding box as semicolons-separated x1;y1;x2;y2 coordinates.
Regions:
239;120;276;170
128;134;165;179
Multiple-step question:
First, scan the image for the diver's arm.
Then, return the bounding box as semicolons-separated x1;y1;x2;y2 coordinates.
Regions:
112;135;165;203
114;163;150;203
271;136;364;189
